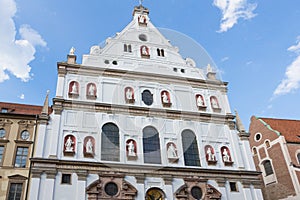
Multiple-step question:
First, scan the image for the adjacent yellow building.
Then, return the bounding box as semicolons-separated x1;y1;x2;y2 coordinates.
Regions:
0;96;49;200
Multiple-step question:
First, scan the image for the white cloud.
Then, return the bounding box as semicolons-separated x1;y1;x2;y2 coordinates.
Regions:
221;56;229;62
213;0;257;32
0;0;46;83
273;37;300;96
19;94;25;100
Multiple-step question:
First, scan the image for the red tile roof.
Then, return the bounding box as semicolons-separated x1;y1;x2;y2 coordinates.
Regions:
0;102;51;115
259;117;300;143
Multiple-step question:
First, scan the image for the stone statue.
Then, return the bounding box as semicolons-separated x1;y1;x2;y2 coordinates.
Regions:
167;143;177;158
141;46;148;55
162;92;169;103
65;136;74;152
207;147;215;161
71;82;78;94
69;47;75;55
126;88;133;100
138;15;146;23
197;95;204;107
222;149;230;162
88;84;95;96
85;138;93;153
211;97;219;108
127;141;136;156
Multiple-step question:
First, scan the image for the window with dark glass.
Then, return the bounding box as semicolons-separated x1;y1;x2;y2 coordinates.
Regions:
297;153;300;164
101;123;120;162
143;126;161;164
14;147;28;168
182;130;200;166
61;174;71;184
229;182;238;192
263;160;274;176
8;183;23;200
124;44;132;53
0;146;4;164
142;90;153;106
191;186;202;200
104;182;118;196
0;128;6;138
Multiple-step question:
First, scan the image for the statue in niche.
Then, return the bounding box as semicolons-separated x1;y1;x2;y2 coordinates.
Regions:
71;82;78;94
65;136;74;152
127;140;136;156
222;148;230;162
126;88;133;100
162;92;169;104
141;46;148;55
88;84;96;96
138;15;146;24
85;138;93;154
197;95;205;107
206;147;216;161
211;97;219;108
167;143;177;158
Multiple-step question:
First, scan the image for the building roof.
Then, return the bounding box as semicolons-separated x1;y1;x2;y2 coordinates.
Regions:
259;117;300;143
0;102;51;115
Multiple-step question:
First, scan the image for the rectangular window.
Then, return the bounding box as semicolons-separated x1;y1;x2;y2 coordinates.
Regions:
0;146;4;164
229;182;238;192
1;108;8;113
8;183;23;200
14;147;28;168
61;174;71;184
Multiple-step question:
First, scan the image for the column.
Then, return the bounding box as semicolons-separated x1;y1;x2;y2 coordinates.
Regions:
28;171;42;200
39;171;56;200
163;175;173;199
76;171;88;200
135;175;145;200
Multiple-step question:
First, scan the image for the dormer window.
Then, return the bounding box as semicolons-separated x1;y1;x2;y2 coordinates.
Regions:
1;108;8;113
157;48;165;57
124;44;132;53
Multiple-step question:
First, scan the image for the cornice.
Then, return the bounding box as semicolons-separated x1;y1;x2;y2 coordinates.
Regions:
52;98;235;126
57;62;228;92
31;158;262;188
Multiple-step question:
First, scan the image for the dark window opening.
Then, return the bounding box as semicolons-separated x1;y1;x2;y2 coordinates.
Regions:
143;126;161;164
101;123;120;161
182;130;200;167
230;182;238;192
8;183;23;200
263;160;274;176
61;174;71;184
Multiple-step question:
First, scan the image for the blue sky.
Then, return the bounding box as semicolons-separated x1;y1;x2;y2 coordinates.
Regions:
0;0;300;129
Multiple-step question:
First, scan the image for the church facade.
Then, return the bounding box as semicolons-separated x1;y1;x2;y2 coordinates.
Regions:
29;5;263;200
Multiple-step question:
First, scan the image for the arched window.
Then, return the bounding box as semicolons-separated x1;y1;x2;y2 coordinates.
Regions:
181;130;200;166
161;49;165;57
263;160;274;176
157;48;161;56
143;126;161;164
101;123;120;162
297;153;300;164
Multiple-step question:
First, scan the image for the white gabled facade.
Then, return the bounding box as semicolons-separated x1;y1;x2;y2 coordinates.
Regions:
29;5;263;200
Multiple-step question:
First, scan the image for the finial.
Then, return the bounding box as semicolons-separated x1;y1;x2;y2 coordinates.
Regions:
41;90;50;117
235;110;246;133
139;0;144;5
207;63;213;73
69;47;75;55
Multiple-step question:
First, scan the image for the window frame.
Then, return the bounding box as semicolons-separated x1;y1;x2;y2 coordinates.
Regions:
14;146;29;168
263;160;274;176
61;173;72;185
229;182;239;192
6;182;24;200
143;126;161;164
0;145;5;166
101;123;120;162
181;130;201;167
